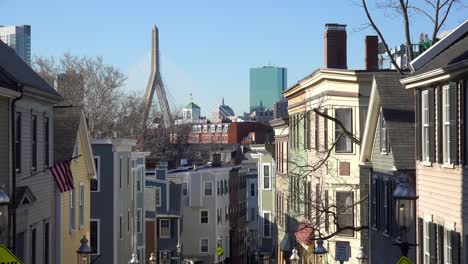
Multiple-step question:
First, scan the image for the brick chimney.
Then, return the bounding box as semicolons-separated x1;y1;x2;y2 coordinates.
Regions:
365;35;379;70
324;23;347;69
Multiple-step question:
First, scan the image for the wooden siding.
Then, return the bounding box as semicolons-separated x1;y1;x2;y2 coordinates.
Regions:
371;114;395;174
0;98;10;191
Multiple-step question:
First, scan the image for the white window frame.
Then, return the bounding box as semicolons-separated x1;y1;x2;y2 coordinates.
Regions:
424;221;430;263
263;164;271;190
442;85;451;164
156;187;161;207
92;156;100;192
137;169;143;192
79;183;85;229
263;211;272;238
182;182;188;196
90;218;100;255
422;91;430;162
70;188;76;232
200;209;209;224
210;125;216;133
137;208;142;233
200;238;209;253
444;227;453;264
159;219;171;238
203;181;213;196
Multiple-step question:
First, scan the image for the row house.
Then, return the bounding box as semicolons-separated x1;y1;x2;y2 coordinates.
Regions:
145;162;182;264
54;106;96;264
132;151;150;262
0;39;64;263
401;20;468;264
228;166;248;264
283;23;398;263
359;73;416;263
270;117;290;264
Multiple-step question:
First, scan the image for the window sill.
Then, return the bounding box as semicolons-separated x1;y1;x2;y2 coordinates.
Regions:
380;151;388;155
442;163;455;169
421;161;432;167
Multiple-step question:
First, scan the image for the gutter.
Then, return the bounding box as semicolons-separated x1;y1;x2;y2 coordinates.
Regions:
10;83;23;252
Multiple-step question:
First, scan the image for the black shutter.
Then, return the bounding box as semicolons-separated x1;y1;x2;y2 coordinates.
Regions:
419;218;425;264
460;82;465;165
429;89;436;162
437;225;444;264
451;231;460;264
430;222;437;264
416;90;422;161
437;87;443;164
449;82;459;165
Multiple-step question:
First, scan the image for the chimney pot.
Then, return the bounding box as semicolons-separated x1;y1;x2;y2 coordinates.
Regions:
365;35;379;70
324;23;347;69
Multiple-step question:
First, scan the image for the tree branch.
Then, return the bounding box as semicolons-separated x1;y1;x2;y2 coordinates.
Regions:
313;108;361;145
399;0;414;61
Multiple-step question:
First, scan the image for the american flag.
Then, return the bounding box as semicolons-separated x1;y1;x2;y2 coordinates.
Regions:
50;160;74;192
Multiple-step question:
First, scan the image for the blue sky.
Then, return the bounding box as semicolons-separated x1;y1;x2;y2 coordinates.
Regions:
0;0;465;115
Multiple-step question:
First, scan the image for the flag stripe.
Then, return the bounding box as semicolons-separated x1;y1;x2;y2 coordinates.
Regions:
51;160;74;193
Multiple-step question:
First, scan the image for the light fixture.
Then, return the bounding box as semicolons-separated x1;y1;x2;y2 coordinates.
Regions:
313;239;328;264
76;236;92;264
0;187;10;243
289;248;300;264
148;253;157;264
356;246;368;264
129;253;140;264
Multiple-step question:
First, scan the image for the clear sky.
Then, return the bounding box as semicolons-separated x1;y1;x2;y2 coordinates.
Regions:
1;0;465;115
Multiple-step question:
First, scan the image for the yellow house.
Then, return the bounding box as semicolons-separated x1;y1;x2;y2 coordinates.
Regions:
54;106;96;263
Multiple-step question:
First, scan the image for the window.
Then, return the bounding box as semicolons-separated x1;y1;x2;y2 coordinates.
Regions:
127;209;130;233
204;181;213;196
44;222;49;264
445;229;452;264
182;183;188;196
224;180;228;195
422;91;430;162
315;112;319;149
15;112;21;173
263;164;270;189
250;208;256;222
217;208;221;224
79;183;85;228
200;238;209;253
32;114;37;170
443;85;451;164
336;191;354;236
263;212;271;237
323;108;328;150
200;210;208;224
424;221;430;263
137;208;142;233
70;188;76;231
91;157;100;191
335;108;353;153
217;181;220;196
250;183;255;196
137;170;142;192
31;228;36;264
383;181;388;233
371;178;377;228
73;132;80;159
380;111;388;153
119;157;123;189
90;219;100;254
159;219;170;238
44;117;49;166
211;125;216;133
156;187;161;207
119;215;123;239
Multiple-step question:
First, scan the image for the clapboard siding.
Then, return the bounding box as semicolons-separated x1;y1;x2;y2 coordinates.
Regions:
371;114;395;173
0;98;10;190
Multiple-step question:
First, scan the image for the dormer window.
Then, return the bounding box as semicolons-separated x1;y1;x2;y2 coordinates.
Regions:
211;125;216;133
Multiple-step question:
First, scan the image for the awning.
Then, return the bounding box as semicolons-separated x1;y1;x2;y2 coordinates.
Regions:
294;223;314;250
280;233;291;251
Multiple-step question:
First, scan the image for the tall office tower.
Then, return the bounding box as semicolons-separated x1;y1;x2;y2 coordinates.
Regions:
0;25;31;65
249;66;287;112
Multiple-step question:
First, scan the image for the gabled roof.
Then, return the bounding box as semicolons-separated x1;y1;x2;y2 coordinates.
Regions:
0;40;61;97
15;186;37;208
185;102;200;109
53;106;82;162
360;73;415;170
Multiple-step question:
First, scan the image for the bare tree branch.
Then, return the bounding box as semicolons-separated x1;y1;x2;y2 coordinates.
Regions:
313;108;361;145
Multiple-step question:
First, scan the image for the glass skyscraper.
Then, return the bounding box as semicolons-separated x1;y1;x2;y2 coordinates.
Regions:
250;66;287;112
0;25;31;65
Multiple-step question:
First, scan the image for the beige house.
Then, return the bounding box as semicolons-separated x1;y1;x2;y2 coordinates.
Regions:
401;20;468;264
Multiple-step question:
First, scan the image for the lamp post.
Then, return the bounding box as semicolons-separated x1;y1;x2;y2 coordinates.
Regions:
148;253;157;264
177;242;182;264
393;173;418;257
129;253;140;264
76;236;92;264
313;238;328;264
289;248;300;264
356;247;368;264
0;188;10;245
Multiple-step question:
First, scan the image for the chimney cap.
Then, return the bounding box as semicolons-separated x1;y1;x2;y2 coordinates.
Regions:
325;23;347;31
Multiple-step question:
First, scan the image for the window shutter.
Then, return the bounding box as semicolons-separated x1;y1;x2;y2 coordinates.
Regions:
437;88;443;164
429;222;437;264
437;225;444;264
460;81;465;165
416;90;422;161
428;89;436;162
449;82;459;165
419;218;424;264
451;230;460;264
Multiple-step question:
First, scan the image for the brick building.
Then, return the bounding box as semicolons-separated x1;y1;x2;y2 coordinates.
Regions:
188;122;273;145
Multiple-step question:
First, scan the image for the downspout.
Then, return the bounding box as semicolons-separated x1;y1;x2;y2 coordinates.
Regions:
10;83;24;252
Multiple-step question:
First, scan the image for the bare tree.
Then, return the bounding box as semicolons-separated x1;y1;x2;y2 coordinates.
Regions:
360;0;463;74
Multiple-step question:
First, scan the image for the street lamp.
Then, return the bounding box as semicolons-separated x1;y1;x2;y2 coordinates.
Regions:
289;248;300;264
0;188;10;244
76;236;92;264
263;255;270;264
177;242;182;264
313;238;328;264
356;247;368;264
393;173;418;257
148;253;157;264
129;253;140;264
